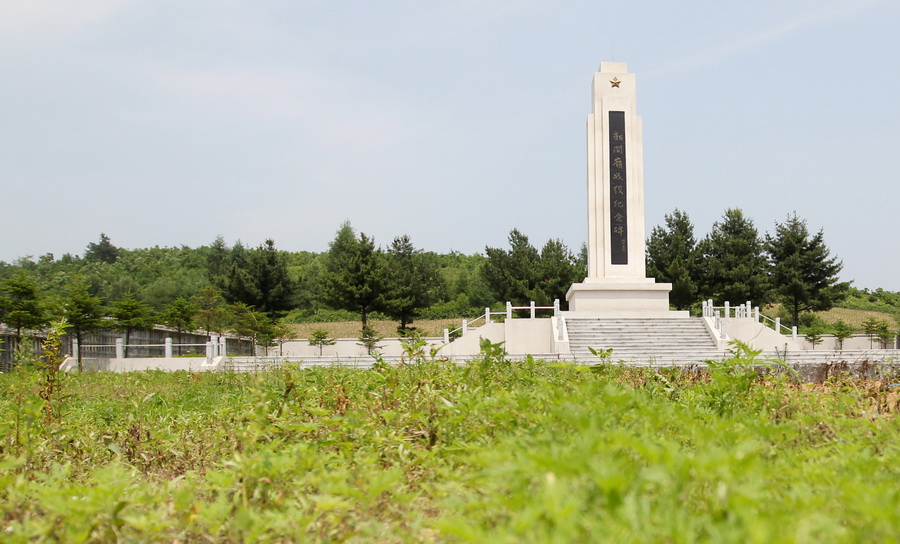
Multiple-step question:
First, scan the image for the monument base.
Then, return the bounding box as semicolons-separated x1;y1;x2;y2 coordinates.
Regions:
565;278;688;318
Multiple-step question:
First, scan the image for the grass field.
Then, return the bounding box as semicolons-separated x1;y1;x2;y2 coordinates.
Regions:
2;343;899;542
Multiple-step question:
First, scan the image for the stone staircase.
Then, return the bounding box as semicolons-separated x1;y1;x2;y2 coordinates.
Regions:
566;317;725;365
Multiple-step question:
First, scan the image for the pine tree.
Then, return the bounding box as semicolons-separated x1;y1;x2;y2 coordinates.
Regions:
646;209;700;310
322;222;387;327
0;271;48;368
766;213;849;328
536;239;582;307
84;233;120;264
698;208;770;305
162;297;198;355
219;240;296;317
482;230;581;307
383;235;443;331
252;239;295;316
110;294;156;358
61;277;104;371
193;287;228;340
482;229;539;304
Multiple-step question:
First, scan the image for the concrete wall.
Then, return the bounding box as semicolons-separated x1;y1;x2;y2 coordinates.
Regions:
61;356;224;372
720;318;804;351
721;318;898;352
273;337;446;358
438;319;558;357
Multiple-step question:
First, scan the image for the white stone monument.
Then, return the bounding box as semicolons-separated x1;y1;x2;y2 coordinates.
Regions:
566;62;685;317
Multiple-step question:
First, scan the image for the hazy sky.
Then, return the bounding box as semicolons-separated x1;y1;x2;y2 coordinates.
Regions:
2;0;899;291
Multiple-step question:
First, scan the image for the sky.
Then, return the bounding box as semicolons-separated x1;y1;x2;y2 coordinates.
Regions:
2;0;899;291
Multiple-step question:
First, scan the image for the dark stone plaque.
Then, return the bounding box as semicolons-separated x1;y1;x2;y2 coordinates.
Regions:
608;111;628;265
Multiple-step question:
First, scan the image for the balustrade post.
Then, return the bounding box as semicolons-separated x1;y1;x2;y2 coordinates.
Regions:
557;317;564;341
485;307;491;324
553;299;560;316
462;320;468;335
443;329;450;343
724;301;730;318
165;337;173;358
506;301;512;320
530;301;536;319
115;338;124;359
206;341;214;360
775;317;781;333
792;326;797;340
755;306;760;322
72;338;79;361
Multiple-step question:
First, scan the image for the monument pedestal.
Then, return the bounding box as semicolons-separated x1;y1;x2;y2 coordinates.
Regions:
565;278;689;318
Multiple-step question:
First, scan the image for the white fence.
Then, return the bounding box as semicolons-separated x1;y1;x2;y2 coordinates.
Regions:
443;300;560;343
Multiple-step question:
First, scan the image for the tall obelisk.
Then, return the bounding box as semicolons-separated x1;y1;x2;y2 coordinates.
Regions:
566;62;682;316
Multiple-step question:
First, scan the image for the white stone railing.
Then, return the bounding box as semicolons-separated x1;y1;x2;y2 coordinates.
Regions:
443;300;560;343
702;299;797;339
76;335;228;361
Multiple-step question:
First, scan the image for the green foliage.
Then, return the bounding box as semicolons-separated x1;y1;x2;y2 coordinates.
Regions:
228;303;273;351
482;229;582;308
217;239;296;317
854;315;898;350
283;308;361;324
698;208;770;305
308;329;336;356
383;235;444;330
110;294;156;357
841;287;900;320
84;233;119;264
804;327;824;350
322;222;387;326
357;324;383;355
875;321;894;349
60;277;104;371
646;208;700;310
832;320;853;350
162;298;198;355
192;286;228;339
766;213;849;328
2;352;900;541
0;270;49;340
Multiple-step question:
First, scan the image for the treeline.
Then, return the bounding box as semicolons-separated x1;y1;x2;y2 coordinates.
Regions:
647;208;850;327
0;223;585;357
0;209;889;356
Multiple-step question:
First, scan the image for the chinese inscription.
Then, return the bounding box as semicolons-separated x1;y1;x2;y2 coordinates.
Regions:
608;111;627;265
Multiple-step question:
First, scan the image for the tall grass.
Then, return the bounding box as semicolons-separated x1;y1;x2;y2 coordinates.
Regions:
1;347;899;542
